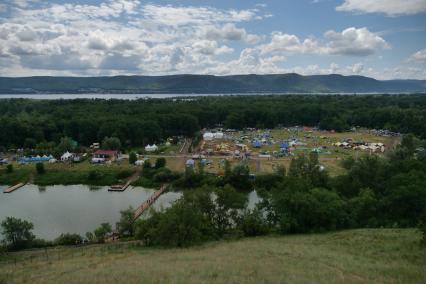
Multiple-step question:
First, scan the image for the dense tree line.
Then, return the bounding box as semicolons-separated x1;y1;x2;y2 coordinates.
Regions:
0;94;425;149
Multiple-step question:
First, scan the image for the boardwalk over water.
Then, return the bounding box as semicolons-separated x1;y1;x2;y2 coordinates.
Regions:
108;171;141;192
133;184;168;220
3;182;26;193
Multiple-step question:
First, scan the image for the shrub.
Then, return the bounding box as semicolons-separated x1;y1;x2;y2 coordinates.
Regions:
240;209;269;237
153;168;179;183
129;152;137;165
35;162;45;174
94;223;112;243
55;233;83;246
419;213;426;244
155;157;166;169
87;170;103;181
6;164;13;173
116;169;133;180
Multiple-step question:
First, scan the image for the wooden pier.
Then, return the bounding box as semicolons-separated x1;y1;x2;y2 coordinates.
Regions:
108;171;141;192
108;180;132;192
133;184;168;220
3;182;26;193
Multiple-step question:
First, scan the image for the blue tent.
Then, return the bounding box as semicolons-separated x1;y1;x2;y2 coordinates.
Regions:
280;142;289;149
20;155;52;163
252;140;262;148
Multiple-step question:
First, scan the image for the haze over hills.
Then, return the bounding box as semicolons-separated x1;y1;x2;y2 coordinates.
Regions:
1;73;426;94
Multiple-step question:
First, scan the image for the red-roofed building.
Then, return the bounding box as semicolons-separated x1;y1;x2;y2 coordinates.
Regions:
93;150;119;160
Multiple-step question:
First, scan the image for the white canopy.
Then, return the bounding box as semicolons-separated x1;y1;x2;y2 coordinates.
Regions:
61;151;73;161
145;144;158;152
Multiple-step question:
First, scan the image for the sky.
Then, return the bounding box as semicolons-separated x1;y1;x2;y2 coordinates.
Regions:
0;0;425;79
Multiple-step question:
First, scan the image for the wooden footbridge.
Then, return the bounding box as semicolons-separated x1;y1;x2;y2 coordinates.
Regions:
3;182;26;193
133;184;168;220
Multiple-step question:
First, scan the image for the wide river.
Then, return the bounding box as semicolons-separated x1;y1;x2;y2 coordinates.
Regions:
0;92;370;100
0;185;261;240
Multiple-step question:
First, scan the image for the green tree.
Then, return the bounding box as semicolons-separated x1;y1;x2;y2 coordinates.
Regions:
213;185;248;236
129;152;137;165
54;233;82;246
155;157;166;169
240;209;269;237
58;136;76;153
85;231;95;243
35;162;45;174
135;199;211;247
117;206;136;237
94;222;112;243
1;217;35;250
102;136;121;150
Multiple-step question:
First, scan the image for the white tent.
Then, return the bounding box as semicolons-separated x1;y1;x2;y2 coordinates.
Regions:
203;133;214;141
61;151;74;161
145;144;158;152
214;132;224;139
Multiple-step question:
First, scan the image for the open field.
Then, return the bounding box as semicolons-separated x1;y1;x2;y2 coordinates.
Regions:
0;229;424;283
0;128;401;185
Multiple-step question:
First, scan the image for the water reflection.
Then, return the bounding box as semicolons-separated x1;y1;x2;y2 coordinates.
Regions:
0;185;262;240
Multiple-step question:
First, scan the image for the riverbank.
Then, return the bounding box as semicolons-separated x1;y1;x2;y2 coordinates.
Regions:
0;162;138;186
1;229;424;283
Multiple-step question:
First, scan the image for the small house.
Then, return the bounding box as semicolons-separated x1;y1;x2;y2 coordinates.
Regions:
93;150;118;161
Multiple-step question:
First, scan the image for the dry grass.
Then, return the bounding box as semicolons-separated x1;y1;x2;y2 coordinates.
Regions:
1;229;424;284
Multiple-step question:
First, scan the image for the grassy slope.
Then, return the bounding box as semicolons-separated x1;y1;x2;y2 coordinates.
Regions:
1;229;425;283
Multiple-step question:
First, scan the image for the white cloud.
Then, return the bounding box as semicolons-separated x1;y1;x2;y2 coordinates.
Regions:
202;23;261;44
10;0;40;8
192;40;233;56
409;49;426;61
141;4;259;26
336;0;426;16
0;1;420;80
260;27;388;56
351;62;364;74
324;27;389;56
0;1;267;75
204;48;287;75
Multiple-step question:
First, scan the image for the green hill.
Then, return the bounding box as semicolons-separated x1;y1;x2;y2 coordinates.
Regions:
1;229;425;283
1;74;426;94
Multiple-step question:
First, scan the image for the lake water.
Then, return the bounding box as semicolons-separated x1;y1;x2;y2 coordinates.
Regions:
0;185;182;240
0;185;261;240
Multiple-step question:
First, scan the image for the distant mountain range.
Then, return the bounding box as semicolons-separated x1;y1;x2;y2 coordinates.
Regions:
1;74;426;94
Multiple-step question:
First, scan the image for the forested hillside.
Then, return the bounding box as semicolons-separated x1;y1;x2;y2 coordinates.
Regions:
1;74;426;94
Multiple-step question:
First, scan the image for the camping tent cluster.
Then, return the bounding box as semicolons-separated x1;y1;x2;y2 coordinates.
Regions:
203;132;224;141
145;144;158;152
334;141;385;153
19;155;54;163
